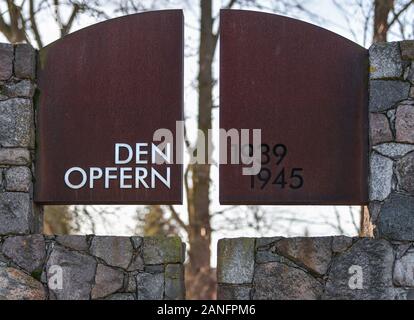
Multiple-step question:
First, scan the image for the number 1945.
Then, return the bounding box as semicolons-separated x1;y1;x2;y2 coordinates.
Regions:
247;143;304;190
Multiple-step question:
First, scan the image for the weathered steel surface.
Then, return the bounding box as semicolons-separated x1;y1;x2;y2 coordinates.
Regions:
35;11;183;204
220;10;368;205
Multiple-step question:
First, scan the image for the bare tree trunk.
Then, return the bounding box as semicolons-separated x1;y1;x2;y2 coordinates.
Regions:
360;206;374;237
0;1;27;44
186;0;215;300
373;0;394;42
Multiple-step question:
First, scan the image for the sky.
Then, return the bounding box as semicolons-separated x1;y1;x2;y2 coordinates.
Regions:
1;0;410;266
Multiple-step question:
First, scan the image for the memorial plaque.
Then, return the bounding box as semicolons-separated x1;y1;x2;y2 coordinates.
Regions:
35;10;183;204
220;10;368;205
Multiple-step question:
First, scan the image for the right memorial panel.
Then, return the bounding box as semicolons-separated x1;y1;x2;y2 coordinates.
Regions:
220;10;368;205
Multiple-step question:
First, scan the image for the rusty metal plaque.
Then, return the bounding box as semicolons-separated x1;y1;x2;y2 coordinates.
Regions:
35;10;183;204
219;10;368;205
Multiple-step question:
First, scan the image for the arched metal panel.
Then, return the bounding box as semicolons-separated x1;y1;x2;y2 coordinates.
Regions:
35;10;183;204
220;10;368;205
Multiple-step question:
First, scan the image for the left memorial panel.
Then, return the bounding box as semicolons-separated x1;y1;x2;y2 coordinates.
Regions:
35;10;184;204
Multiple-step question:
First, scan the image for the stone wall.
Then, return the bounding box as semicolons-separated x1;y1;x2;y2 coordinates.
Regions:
217;40;414;300
217;236;414;299
368;40;414;240
0;235;185;300
0;43;186;300
0;43;42;235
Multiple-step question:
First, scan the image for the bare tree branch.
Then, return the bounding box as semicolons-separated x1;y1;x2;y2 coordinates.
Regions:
333;0;359;42
29;0;43;47
61;2;80;36
389;0;413;28
168;205;189;232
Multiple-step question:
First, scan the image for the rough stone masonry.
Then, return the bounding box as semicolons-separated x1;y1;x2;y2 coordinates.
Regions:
0;43;41;235
217;40;414;300
217;236;414;300
0;234;185;300
0;43;186;300
369;40;414;240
